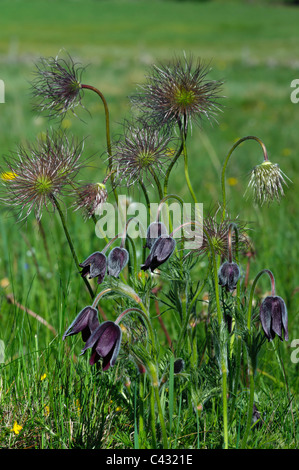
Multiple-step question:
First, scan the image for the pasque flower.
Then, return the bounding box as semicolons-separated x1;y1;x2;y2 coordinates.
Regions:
63;306;99;342
0;130;83;221
141;235;176;272
72;182;108;220
131;54;223;131
247;160;290;206
218;262;241;292
111;119;173;187
186;214;249;260
107;247;129;277
80;321;122;370
260;295;288;341
31;53;85;118
79;251;107;284
145;221;168;250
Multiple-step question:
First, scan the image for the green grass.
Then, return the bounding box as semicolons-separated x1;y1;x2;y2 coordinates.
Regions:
0;0;298;449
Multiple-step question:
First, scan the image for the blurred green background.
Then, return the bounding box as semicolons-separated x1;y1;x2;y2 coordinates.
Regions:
0;0;299;364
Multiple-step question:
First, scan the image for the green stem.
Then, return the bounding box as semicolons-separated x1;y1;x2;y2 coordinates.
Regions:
240;363;255;449
222;366;229;448
150;387;157;448
138;373;145;448
150;168;163;200
163;142;184;197
52;195;94;299
176;261;210;353
115;304;168;448
229;336;242;422
181;127;198;205
155;386;168;448
139;180;151;215
221;136;268;222
81;83;119;205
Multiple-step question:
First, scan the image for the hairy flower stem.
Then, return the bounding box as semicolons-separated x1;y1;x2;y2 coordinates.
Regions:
174;224;228;448
138;374;146;448
52;195;94;299
81;83;119;204
241;269;275;448
221;136;268;221
163;142;184;197
247;269;275;331
157;194;184;244
93;291;168;448
181;126;198;205
150;168;163;200
150;388;158;448
240;358;255;449
139;180;151;215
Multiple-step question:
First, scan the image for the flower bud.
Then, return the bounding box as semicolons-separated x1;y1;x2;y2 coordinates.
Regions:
141;235;176;272
260;295;288;341
79;251;107;284
145;221;168;250
218;261;241;292
107;247;129;277
80;321;122;370
62;306;99;342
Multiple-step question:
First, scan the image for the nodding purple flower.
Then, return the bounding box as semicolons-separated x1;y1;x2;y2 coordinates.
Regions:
79;251;107;284
145;221;168;250
260;295;288;342
141;235;176;272
218;261;241;292
80;321;122;370
63;306;99;342
107;247;129;277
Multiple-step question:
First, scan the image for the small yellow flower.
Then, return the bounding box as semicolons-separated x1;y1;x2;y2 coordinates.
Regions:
1;171;18;181
115;406;122;412
0;278;10;288
40;373;47;381
11;421;22;435
44;405;50;417
75;399;82;415
227;177;238;187
282;148;291;157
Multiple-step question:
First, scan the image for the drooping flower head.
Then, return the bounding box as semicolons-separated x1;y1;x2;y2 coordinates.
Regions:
80;320;122;370
246;160;290;206
107;246;129;277
0;130;84;220
218;261;241;292
145;221;168;250
31;52;85;119
79;251;107;285
63;306;100;342
260;295;288;342
111;119;173;187
131;54;223;131
141;235;176;272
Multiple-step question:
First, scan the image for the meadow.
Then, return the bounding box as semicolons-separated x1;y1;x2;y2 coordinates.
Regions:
0;0;298;450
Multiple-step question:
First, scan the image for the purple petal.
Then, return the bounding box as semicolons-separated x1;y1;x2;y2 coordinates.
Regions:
260;297;273;341
63;306;97;340
107;247;129;277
